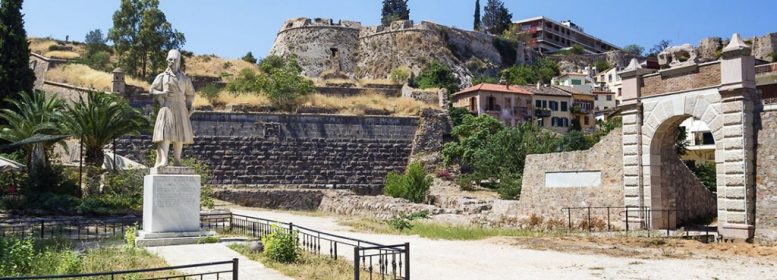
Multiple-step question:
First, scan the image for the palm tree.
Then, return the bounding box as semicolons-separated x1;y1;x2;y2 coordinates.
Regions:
0;91;65;167
61;92;149;169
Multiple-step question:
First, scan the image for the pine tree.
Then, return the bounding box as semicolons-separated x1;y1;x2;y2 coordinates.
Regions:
473;0;482;31
0;0;36;108
381;0;410;26
482;0;513;35
108;0;185;80
242;52;257;64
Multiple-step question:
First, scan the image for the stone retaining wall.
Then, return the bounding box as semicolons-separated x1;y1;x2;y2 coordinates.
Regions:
756;106;777;244
213;189;325;210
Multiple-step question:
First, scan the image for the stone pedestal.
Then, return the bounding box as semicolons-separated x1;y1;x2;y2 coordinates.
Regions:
136;167;213;247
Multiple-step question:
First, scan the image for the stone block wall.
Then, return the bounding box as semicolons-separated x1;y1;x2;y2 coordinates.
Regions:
756;106;777;244
641;62;721;97
517;128;625;224
115;113;418;192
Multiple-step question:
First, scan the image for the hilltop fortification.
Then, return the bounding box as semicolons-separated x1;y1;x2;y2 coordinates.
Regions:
269;18;537;86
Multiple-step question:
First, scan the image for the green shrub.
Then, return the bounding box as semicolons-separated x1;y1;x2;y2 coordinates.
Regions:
199;83;222;103
492;37;518;66
261;226;299;263
390;67;411;84
197;236;220;244
594;60;610;72
412;61;460;94
386;210;429;232
124;224;138;249
47;44;70;52
383;162;432;203
23;163;81;198
0;237;35;276
496;173;522;200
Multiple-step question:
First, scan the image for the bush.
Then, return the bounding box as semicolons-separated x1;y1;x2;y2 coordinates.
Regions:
124;224;138;249
199;83;222;103
390;67;411;84
33;193;81;213
412;61;460;94
0;237;35;276
386;210;429;232
383;162;432;203
492;37;518;66
23;163;80;198
496;173;522;200
594;60;610;72
261;226;300;263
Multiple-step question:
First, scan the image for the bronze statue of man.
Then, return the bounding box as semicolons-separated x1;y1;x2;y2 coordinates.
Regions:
150;49;195;168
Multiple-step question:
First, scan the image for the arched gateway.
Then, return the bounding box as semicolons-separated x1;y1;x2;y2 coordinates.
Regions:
619;34;757;240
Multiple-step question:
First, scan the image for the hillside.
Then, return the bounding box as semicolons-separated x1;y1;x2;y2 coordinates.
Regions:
269;18;538;87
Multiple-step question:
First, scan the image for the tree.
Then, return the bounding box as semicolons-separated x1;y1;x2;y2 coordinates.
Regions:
61;92;148;169
0;91;64;167
500;57;559;85
84;29;108;54
242;51;257;64
473;0;482;31
648;40;671;57
622;44;644;56
381;0;410;26
412;61;461;94
108;0;185;80
226;56;313;111
0;0;36;108
482;0;512;35
594;60;610;72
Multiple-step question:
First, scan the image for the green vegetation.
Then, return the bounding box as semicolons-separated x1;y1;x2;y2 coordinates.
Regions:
556;44;585;55
482;0;512;35
261;226;300;263
0;91;64;165
685;160;717;192
0;236;176;278
79;29;113;71
648;40;671;57
622;44;645;56
108;0;186;80
387;210;429;232
473;0;482;31
390;67;411;84
0;0;36;108
412;61;461;94
341;218;558;240
226;55;313;111
383;162;432;203
594;60;611;72
444;114;622;198
380;0;410;26
500;57;560;85
241;51;257;64
493;36;519;66
230;244;365;280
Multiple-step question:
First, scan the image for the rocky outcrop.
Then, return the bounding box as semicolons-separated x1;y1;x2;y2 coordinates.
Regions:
698;37;722;62
318;190;442;219
752;33;777;62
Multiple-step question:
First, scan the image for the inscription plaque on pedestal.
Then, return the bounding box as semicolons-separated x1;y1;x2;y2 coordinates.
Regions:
143;174;201;233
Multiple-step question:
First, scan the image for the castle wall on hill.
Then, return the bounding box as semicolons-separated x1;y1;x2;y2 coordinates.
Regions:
269;18;361;77
114;112;418;193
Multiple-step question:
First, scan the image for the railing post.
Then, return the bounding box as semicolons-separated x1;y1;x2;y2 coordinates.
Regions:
232;258;239;280
606;207;611;232
40;221;45;239
354;246;360;280
567;208;571;231
625;208;629;233
404;243;410;280
289;222;293;233
587;206;592;232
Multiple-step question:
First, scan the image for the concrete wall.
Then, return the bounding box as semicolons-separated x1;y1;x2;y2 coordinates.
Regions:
115;112;419;192
517;127;624;224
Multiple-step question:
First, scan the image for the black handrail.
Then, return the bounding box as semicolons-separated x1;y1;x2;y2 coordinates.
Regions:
0;258;238;280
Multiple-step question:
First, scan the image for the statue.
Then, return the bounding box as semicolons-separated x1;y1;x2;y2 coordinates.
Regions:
150;49;195;168
657;44;698;68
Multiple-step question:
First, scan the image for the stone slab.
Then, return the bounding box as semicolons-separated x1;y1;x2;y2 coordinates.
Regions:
150;166;197;175
143;174;202;233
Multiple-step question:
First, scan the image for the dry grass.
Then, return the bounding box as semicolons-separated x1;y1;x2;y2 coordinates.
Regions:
229;244;367;280
194;91;431;116
185;55;259;78
29;38;58;54
46;64;149;91
44;51;81;59
302;93;431;116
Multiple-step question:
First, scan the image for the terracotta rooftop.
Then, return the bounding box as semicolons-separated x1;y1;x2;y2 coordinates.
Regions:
453;83;532;96
517;85;572;97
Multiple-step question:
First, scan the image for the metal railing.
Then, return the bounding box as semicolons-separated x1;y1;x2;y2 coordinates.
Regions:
561;206;717;242
0;258;238;280
0;216;141;240
201;213;410;280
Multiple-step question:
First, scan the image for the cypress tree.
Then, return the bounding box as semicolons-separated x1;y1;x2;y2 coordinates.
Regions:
381;0;410;26
482;0;513;35
473;0;482;31
0;0;36;107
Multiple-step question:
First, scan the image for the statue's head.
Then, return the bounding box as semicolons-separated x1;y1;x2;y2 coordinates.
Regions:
166;49;182;72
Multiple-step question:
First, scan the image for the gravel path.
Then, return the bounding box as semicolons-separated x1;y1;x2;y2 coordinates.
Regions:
231;208;777;280
148;243;291;280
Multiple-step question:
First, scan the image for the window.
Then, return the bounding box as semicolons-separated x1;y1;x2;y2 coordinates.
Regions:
594;95;598;101
505;97;511;108
542;100;547;108
469;97;476;112
606;95;612;101
549;101;558;111
571;79;582;85
608;74;612;82
535;100;542;108
561;102;568;112
562;118;569;127
486;96;496;111
618;88;622;96
584;116;590;126
551;117;558;127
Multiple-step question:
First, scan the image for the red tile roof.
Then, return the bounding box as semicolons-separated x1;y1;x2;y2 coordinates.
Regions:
453;83;532;96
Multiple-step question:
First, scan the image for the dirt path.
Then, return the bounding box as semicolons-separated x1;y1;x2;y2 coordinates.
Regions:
230;207;777;280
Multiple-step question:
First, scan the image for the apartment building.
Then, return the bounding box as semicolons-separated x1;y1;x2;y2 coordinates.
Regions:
513;16;620;54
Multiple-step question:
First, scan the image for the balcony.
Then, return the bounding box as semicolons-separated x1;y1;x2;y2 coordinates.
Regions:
571;104;591;114
534;108;551;118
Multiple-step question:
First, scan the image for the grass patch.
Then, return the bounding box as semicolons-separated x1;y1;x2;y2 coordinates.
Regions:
186;55;259;78
1;238;178;278
46;64;150;91
339;218;556;240
229;243;368;280
45;51;81;59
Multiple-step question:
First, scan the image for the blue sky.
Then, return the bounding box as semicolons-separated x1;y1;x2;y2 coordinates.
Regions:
22;0;777;59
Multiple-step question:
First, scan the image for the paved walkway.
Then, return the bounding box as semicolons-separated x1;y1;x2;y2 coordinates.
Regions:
148;243;291;280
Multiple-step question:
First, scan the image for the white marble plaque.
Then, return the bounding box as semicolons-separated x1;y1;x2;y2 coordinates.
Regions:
545;171;602;188
143;174;201;233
